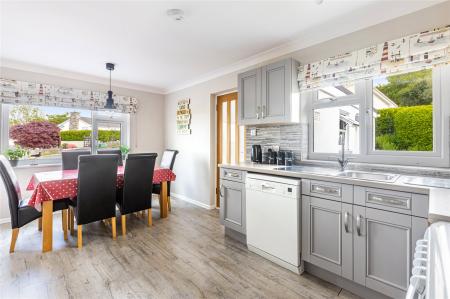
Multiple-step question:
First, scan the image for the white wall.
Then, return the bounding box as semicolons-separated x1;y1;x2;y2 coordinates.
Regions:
163;2;450;209
164;73;237;208
0;67;165;222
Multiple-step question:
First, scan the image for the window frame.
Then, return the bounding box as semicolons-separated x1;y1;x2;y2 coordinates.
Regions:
308;80;367;161
0;104;130;166
307;65;450;168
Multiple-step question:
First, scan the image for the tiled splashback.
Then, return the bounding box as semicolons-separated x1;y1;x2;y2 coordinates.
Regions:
245;124;308;165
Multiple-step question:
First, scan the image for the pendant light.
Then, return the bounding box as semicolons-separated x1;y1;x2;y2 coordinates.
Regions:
104;62;116;109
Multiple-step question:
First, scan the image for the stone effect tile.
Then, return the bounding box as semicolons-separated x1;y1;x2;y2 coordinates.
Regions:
245;124;308;165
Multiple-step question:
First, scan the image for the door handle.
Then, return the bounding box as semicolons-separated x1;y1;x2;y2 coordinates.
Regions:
219;185;224;197
256;106;260;119
262;105;265;118
344;212;349;233
356;215;362;236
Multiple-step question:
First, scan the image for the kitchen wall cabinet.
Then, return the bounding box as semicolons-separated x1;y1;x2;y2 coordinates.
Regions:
219;169;246;235
238;68;261;124
238;58;300;125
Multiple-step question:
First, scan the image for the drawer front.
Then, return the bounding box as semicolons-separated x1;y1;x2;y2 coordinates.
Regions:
355;187;412;215
302;179;353;203
354;186;428;217
220;168;245;183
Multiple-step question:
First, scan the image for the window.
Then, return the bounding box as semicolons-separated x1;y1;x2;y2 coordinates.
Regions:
311;81;365;156
0;104;129;166
308;65;450;167
372;69;433;152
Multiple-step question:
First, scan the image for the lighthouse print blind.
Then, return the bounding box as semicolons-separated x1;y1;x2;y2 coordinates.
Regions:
298;25;450;91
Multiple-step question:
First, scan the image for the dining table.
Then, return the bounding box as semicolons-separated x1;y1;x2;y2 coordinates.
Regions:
26;166;176;252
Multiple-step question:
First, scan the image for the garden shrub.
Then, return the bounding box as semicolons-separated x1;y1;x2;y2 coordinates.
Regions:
375;105;432;151
60;130;120;142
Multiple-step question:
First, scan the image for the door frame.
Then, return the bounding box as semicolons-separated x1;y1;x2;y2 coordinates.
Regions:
216;91;240;208
92;111;129;153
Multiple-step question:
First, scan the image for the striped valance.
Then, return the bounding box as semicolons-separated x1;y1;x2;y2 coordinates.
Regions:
298;25;450;91
0;78;138;113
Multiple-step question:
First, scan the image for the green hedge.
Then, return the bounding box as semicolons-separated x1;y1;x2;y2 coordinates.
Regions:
375;105;432;151
60;130;120;142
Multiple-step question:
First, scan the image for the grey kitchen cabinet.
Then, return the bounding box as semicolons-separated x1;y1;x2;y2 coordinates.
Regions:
238;58;300;125
353;206;427;299
303;182;429;298
219;172;246;234
302;196;353;279
238;68;261;124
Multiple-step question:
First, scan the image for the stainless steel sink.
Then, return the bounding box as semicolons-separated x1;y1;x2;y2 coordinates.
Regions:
336;170;399;182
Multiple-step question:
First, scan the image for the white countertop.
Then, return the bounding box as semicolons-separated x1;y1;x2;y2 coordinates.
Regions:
219;162;450;222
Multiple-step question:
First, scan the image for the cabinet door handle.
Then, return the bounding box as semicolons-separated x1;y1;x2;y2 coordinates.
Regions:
344;212;350;233
262;105;266;118
356;215;362;236
219;185;224;198
256;106;260;119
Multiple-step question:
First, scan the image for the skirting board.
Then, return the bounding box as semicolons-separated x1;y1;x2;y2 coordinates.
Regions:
0;217;11;224
171;193;215;210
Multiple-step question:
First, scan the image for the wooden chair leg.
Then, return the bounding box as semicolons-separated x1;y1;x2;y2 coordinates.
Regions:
147;209;152;226
77;225;82;249
68;208;72;231
38;217;42;231
62;209;68;241
121;215;126;236
70;208;75;236
111;217;117;240
168;196;172;212
10;228;19;253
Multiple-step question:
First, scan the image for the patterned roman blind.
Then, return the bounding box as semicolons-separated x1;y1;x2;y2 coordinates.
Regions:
298;25;450;91
0;78;138;113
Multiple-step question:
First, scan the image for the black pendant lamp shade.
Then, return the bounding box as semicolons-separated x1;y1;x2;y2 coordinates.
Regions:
105;62;116;109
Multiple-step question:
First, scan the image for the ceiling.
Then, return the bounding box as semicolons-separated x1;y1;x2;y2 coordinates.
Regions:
0;1;445;94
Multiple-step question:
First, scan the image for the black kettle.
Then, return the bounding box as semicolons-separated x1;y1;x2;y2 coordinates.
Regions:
251;145;262;163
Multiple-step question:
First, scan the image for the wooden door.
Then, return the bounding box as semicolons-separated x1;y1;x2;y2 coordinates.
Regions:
217;92;241;207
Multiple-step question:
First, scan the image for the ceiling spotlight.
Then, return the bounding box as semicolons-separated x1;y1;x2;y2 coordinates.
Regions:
167;8;184;21
315;0;324;4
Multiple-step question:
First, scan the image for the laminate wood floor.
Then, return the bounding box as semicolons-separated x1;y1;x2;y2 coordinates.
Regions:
0;199;360;299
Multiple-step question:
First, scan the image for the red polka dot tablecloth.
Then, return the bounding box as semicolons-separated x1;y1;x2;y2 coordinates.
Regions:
26;166;176;210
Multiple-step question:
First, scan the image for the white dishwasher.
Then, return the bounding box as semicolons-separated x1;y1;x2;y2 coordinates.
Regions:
246;173;303;274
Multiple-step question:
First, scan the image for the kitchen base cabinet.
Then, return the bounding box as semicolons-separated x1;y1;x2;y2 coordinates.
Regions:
302;196;353;279
219;178;246;235
303;184;429;299
353;206;426;298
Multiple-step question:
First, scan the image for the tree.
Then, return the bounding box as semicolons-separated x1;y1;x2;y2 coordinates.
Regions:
9;105;45;126
377;69;432;107
9;121;61;149
47;113;69;125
